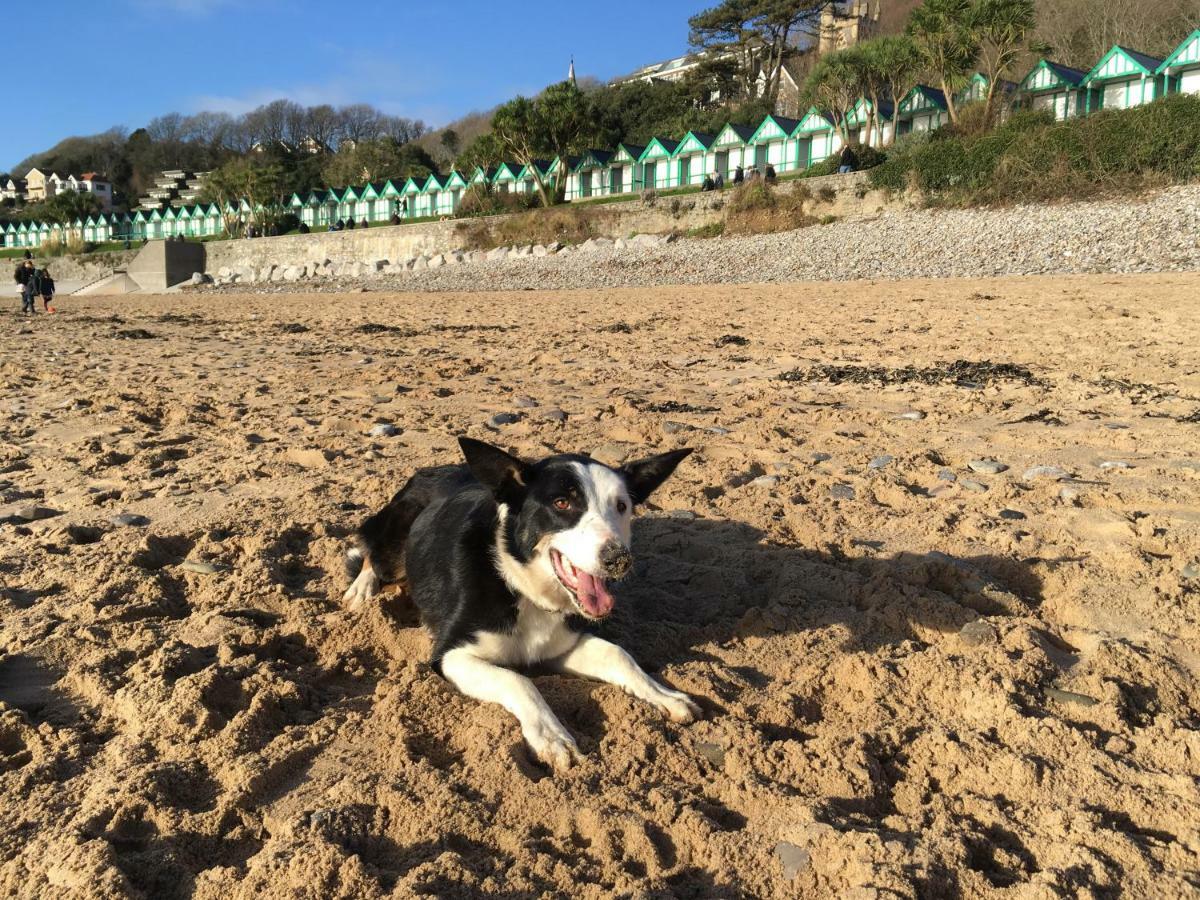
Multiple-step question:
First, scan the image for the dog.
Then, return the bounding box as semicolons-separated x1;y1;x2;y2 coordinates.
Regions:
343;437;700;770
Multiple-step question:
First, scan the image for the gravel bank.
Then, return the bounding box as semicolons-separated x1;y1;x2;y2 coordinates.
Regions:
205;185;1200;295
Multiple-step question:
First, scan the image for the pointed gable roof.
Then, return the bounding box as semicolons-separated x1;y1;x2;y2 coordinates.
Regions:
1157;29;1200;74
1083;45;1165;85
1019;59;1088;92
571;149;614;171
713;123;755;147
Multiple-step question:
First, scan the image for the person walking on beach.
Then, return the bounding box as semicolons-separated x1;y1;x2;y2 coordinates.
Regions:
39;266;55;313
14;259;37;315
838;144;857;174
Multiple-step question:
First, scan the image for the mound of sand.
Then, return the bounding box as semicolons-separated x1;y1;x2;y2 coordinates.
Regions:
1;275;1198;898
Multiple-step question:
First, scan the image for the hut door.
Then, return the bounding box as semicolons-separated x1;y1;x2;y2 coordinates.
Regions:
715;150;729;177
642;162;656;189
679;156;690;186
754;144;768;169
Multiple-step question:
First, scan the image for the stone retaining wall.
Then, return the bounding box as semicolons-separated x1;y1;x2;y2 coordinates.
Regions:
202;171;884;276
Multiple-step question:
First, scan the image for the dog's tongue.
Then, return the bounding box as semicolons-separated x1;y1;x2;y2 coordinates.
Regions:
575;570;614;617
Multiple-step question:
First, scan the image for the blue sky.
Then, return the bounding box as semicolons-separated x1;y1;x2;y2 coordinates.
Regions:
2;0;707;171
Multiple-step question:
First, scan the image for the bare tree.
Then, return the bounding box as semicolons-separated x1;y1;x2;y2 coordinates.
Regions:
337;104;383;144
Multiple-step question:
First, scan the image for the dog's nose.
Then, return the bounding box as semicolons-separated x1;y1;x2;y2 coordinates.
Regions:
600;542;632;579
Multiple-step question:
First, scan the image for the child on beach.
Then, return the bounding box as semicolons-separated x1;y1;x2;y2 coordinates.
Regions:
39;267;55;313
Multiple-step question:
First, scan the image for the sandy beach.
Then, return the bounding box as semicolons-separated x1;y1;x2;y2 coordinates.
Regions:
2;274;1199;898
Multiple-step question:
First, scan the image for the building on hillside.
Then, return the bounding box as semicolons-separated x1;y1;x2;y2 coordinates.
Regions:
818;1;880;55
607;143;645;195
894;85;948;135
1;177;25;202
24;168;53;201
709;123;755;179
298;136;331;155
1081;46;1165;112
1017;60;1088;120
770;58;810;118
1158;30;1200;96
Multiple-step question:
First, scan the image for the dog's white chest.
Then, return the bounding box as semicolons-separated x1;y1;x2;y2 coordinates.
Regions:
470;601;578;667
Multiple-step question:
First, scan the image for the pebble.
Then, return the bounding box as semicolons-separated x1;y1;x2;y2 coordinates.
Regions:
960;479;988;493
937;469;957;482
968;459;1008;475
1045;686;1099;708
1182;562;1200;580
894;410;925;420
868;455;893;470
998;509;1027;520
959;620;998;647
487;412;521;428
662;421;690;435
1024;465;1069;481
667;509;697;520
829;483;856;500
695;742;726;768
541;408;568;423
1098;460;1131;470
750;475;780;489
514;396;539;409
109;512;149;527
774;842;812;880
13;505;57;522
179;560;229;575
706;426;731;435
368;423;399;438
1060;486;1081;502
811;452;832;463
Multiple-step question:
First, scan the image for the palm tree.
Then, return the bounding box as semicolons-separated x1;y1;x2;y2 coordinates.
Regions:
907;0;980;125
867;36;926;146
970;0;1045;125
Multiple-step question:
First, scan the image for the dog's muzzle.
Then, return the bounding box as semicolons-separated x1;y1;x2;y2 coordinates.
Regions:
600;542;633;580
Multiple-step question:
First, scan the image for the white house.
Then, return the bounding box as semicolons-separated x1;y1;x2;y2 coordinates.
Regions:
1018;60;1089;120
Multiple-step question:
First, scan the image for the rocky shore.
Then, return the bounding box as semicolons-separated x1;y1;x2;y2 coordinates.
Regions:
202;185;1200;294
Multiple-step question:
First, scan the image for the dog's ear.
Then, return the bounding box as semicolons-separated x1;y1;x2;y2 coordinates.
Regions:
621;448;693;505
459;437;529;498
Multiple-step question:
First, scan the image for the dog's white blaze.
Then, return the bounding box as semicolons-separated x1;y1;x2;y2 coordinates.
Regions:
493;505;572;613
550;463;632;575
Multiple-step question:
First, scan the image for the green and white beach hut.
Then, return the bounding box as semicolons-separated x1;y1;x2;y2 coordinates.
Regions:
1017;59;1088;120
607;143;645;194
83;215;100;243
491;162;522;194
895;86;948;136
709;123;754;179
637;138;679;190
792;108;842;168
1082;46;1165;112
422;172;448;217
672;132;716;188
516;160;556;195
359;181;387;221
16;222;30;247
470;166;496;190
746;115;801;172
39;221;52;246
955;72;1017;107
3;223;16;247
1158;30;1200;96
381;179;406;219
400;177;424;218
443;171;467;214
844;99;892;149
565;150;614;200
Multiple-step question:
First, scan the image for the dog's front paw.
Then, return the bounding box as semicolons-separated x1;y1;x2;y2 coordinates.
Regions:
342;568;380;610
648;684;702;724
524;718;583;772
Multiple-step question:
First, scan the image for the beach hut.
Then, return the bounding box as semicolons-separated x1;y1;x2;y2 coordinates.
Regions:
40;221;53;247
1081;46;1165;112
607;143;645;194
1158;30;1200;96
82;215;98;243
469;166;496;191
637;138;679;190
565;150;614;200
443;171;468;213
358;182;386;221
288;192;307;224
490;162;522;194
16;222;29;247
895;86;948;136
515;160;555;196
708;124;754;180
746;115;801;172
380;180;405;219
844;99;892;149
399;177;423;218
793;108;843;168
671;132;716;188
3;223;15;247
1017;59;1088;120
422;173;448;217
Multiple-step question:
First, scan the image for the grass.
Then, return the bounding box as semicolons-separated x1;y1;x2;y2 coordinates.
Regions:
723;180;817;236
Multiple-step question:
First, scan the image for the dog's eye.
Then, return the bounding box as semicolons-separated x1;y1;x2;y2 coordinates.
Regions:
554;497;570;511
617;500;628;514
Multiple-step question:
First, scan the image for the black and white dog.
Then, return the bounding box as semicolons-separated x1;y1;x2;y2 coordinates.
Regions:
343;437;699;770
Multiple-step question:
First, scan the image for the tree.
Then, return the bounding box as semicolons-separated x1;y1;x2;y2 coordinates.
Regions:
35;189;102;225
491;81;590;206
440;128;461;161
689;0;834;105
969;0;1044;124
864;35;925;145
803;49;866;144
200;158;288;236
455;133;505;174
321;138;435;186
907;0;979;125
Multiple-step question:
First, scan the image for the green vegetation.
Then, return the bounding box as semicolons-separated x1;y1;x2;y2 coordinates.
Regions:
868;94;1200;203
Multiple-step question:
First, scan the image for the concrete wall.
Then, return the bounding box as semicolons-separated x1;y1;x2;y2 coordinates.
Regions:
127;240;206;290
196;171;888;274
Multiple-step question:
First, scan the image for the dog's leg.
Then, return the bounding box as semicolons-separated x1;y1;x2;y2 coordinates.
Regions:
342;551;381;609
441;647;582;771
550;634;701;723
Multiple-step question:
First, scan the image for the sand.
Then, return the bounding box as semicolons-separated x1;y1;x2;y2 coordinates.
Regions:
1;274;1199;898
